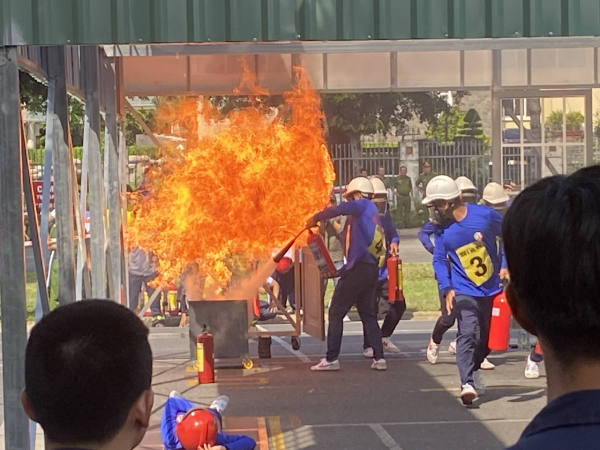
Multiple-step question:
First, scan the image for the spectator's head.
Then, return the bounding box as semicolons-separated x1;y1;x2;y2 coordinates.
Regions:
423;162;432;174
503;166;600;370
377;167;386;178
23;300;154;449
400;166;408;176
276;257;293;274
359;168;368;178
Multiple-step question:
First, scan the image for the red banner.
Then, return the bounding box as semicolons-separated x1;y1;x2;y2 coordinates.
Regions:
32;181;54;212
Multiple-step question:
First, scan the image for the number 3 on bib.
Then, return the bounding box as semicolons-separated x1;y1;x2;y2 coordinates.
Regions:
456;242;493;286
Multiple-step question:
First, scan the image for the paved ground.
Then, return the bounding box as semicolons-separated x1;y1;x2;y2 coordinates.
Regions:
142;321;545;450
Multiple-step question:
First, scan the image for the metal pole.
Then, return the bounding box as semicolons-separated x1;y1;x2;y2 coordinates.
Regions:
103;57;123;302
47;46;76;305
83;46;107;298
0;45;31;450
491;49;502;183
36;77;56;322
20;119;50;316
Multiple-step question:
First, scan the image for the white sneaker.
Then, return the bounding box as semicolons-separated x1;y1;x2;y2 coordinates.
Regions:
525;356;540;379
427;339;439;364
311;358;340;371
460;384;478;406
343;315;351;322
448;340;457;355
209;395;230;414
363;347;374;358
480;358;496;370
473;371;485;394
169;390;182;398
371;359;387;371
382;337;400;353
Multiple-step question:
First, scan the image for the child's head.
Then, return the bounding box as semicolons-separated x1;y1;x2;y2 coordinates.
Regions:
23;300;154;448
176;408;220;449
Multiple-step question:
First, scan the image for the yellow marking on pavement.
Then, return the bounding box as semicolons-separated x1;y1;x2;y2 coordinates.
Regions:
257;417;270;450
186;377;268;387
267;416;286;450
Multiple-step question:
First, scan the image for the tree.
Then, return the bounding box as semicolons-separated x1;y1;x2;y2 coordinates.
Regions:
458;108;484;138
19;71;87;147
425;106;465;143
321;92;465;172
125;108;156;146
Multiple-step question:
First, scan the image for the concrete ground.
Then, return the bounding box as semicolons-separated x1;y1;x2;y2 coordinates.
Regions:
141;321;545;450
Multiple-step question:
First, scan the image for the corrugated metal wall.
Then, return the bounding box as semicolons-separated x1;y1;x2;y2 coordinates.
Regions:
2;0;600;46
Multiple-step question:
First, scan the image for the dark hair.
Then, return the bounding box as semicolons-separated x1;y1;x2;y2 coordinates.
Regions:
25;300;152;444
502;165;600;363
360;168;368;174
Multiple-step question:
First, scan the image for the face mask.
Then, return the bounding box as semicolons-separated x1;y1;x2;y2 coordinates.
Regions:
462;192;478;205
375;200;388;215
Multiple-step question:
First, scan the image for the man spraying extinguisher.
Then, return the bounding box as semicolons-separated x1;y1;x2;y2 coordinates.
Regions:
423;175;506;406
306;177;387;372
362;177;403;357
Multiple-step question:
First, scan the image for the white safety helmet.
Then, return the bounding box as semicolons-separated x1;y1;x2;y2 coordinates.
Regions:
455;176;477;192
482;182;510;205
345;177;374;199
422;175;461;205
369;177;388;197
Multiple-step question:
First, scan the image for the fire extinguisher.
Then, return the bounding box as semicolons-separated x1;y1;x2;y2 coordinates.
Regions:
488;291;512;352
307;230;337;276
196;326;215;384
387;255;404;302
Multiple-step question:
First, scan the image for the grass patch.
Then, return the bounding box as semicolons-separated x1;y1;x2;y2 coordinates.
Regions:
0;272;39;321
324;262;440;313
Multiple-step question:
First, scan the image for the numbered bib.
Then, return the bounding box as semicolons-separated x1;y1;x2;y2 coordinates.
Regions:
367;225;387;268
456;241;493;286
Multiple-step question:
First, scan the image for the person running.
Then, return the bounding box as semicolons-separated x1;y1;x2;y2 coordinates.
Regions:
307;177;387;371
423;175;505;405
363;177;402;357
423;176;495;370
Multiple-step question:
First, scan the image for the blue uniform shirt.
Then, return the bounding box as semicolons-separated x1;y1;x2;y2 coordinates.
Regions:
417;221;437;254
433;204;503;298
506;390;600;450
313;199;385;273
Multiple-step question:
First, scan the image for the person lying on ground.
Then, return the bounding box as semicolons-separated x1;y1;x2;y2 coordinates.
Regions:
161;392;256;450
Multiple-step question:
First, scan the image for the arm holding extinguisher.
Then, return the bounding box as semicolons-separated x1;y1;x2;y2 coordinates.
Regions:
380;211;399;255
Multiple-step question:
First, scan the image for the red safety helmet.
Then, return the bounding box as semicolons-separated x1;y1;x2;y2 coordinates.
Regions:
176;408;220;450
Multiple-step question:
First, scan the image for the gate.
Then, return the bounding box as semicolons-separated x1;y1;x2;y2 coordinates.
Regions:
418;139;491;192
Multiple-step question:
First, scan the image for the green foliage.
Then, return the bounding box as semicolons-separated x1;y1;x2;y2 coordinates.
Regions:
546;110;585;130
19;71;48;113
125;109;156;146
425;106;465;143
321;92;451;141
209;95;285;115
458;108;484;137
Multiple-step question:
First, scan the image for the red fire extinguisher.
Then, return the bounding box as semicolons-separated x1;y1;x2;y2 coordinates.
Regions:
488;291;512;352
307;230;337;276
387;255;404;302
197;326;215;384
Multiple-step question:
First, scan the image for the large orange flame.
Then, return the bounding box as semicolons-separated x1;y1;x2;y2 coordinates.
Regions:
128;64;335;287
